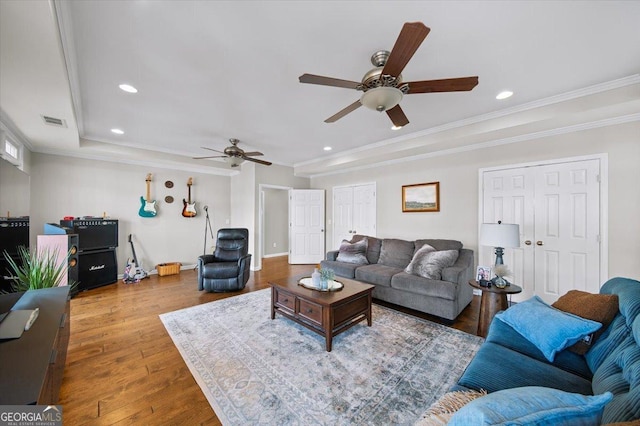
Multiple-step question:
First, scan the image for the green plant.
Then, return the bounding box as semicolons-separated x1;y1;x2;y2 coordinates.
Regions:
3;245;77;292
319;268;335;282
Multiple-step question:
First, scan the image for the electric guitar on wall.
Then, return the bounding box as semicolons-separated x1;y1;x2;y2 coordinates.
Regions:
139;173;157;217
182;177;197;218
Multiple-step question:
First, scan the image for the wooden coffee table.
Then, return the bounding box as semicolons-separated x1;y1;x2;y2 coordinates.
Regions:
270;275;374;352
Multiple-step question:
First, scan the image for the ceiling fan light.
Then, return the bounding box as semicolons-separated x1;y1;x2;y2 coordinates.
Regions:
360;87;403;112
226;156;244;167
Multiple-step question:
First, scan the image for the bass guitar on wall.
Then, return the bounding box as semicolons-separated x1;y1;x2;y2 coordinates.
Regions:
139;173;157;217
182;177;197;217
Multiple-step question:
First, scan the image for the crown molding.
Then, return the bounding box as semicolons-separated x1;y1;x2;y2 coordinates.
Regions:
304;113;640;179
0;109;33;151
296;74;640;169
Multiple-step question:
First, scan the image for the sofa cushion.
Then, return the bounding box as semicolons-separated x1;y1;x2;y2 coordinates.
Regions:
485;315;593;380
336;238;369;265
390;272;458;301
415;239;463;253
495;296;602;362
449;386;612;426
354;264;401;287
319;260;359;279
552;290;619;355
352;234;382;264
405;247;459;280
378;238;415;268
457;342;594;395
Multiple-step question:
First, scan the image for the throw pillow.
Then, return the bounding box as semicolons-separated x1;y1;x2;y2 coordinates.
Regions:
416;389;487;426
448;386;613;426
495;296;602;362
405;246;459;280
378;238;415;268
552;290;619;355
336;238;369;265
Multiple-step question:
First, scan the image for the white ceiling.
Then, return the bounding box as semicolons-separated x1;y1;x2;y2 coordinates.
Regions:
1;1;639;176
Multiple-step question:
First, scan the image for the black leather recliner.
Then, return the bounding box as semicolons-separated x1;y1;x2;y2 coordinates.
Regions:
198;228;251;292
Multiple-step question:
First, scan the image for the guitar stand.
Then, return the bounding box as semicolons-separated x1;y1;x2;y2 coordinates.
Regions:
202;206;214;258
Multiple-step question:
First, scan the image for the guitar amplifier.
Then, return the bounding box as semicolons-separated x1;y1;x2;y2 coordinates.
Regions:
78;249;117;291
59;219;118;251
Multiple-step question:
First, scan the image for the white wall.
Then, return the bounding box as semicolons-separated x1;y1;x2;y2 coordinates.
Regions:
0;157;30;217
30;153;230;273
311;121;640;281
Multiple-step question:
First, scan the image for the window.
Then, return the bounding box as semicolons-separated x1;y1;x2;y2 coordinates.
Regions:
1;132;23;167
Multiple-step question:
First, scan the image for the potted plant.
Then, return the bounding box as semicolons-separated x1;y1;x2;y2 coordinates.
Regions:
3;245;77;292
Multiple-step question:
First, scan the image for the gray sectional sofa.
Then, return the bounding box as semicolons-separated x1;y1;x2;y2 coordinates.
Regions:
321;234;474;321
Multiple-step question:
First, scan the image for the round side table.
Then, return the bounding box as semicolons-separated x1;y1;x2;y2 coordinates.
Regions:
469;280;522;338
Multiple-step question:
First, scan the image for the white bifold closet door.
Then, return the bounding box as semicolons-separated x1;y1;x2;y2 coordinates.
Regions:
481;158;602;304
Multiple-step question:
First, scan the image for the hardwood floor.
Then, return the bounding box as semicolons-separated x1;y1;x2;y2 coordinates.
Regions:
59;256;480;425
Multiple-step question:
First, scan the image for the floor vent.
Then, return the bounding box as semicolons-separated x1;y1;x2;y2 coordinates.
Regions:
41;115;67;128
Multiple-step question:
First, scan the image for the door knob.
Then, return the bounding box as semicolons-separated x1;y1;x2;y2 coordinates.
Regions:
524;240;532;245
536;241;544;246
320;229;324;232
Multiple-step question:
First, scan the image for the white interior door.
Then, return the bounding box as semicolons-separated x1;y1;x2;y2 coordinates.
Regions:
533;160;601;303
353;183;376;237
481;158;602;304
289;189;325;264
482;168;535;299
332;186;353;249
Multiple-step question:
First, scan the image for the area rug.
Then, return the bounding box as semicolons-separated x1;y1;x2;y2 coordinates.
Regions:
160;289;483;425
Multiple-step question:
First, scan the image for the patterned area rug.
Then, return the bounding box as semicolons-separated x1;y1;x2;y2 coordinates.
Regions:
160;289;483;425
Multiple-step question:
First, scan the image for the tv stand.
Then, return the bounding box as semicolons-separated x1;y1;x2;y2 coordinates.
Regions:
0;286;70;404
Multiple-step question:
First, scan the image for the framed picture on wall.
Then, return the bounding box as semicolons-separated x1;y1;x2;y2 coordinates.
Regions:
402;181;440;212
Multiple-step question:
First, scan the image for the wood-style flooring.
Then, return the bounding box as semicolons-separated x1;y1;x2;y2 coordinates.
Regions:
59;256;480;425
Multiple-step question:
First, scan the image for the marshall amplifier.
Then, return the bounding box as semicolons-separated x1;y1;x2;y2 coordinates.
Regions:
0;217;29;254
78;248;117;291
60;219;118;252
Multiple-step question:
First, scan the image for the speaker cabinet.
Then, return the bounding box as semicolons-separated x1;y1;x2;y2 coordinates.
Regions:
36;234;79;291
0;218;29;254
59;219;118;251
78;249;117;291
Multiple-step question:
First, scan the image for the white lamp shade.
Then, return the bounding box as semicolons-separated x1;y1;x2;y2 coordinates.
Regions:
226;156;244;167
480;223;520;248
360;87;403;111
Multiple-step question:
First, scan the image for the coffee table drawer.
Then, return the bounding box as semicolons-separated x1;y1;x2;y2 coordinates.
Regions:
298;299;322;325
276;290;295;311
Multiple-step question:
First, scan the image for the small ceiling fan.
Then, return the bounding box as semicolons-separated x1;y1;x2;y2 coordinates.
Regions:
194;138;272;167
299;21;479;128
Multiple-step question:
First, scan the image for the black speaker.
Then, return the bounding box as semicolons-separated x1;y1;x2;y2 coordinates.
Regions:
78;249;117;291
0;257;15;293
59;219;118;251
67;234;79;285
0;218;29;254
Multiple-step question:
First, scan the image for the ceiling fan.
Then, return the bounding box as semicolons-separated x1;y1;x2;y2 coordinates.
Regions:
299;21;479;128
194;138;272;167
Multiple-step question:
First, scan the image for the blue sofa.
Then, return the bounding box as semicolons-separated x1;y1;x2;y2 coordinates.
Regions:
456;277;640;424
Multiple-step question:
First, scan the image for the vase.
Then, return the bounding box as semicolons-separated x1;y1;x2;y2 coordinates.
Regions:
494;276;508;289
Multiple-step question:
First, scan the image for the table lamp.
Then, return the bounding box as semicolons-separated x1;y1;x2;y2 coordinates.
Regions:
480;221;520;285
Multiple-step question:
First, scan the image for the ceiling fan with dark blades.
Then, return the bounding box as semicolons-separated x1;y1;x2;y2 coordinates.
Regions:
194;138;272;167
299;21;479;128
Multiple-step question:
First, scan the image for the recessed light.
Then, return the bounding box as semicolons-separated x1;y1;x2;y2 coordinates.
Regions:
111;128;124;135
323;146;332;151
119;84;138;93
496;91;513;100
391;125;403;130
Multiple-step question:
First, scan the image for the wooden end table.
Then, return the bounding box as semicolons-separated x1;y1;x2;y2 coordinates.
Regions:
469;280;522;338
270;275;374;352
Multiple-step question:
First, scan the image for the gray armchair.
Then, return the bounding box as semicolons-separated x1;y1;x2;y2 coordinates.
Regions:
198;228;251;292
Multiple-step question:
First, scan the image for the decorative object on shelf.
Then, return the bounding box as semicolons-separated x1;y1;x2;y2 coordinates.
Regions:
181;177;197;218
311;267;321;288
493;264;513;288
164;196;174;203
402;181;440;212
139;173;157;217
480;221;520;285
164;180;174;188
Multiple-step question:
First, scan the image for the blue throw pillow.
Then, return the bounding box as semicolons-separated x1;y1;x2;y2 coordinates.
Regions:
449;386;613;426
495;296;602;362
